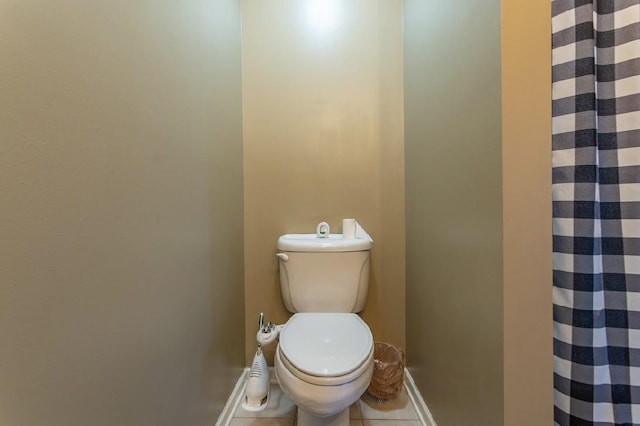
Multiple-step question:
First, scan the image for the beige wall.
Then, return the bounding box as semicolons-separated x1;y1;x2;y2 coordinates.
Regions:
404;0;504;425
405;1;552;425
241;0;405;363
0;1;244;425
502;0;553;424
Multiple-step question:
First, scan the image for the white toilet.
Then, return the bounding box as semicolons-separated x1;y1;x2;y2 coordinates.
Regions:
268;231;374;426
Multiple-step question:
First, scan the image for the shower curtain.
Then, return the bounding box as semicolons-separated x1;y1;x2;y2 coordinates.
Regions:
552;0;640;424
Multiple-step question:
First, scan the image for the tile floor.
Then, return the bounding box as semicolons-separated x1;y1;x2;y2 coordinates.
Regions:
230;382;422;426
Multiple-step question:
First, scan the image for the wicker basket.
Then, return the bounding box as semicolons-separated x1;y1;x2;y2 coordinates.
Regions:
366;342;405;401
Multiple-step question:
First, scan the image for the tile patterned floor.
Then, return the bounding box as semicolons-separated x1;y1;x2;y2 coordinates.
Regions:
230;383;422;426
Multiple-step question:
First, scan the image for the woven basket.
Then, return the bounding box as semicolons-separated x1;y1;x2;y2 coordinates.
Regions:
366;342;405;400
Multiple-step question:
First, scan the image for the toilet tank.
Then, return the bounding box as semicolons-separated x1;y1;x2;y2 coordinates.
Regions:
277;234;371;313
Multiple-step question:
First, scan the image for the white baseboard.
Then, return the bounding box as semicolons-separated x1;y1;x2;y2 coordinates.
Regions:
215;367;437;426
214;368;248;426
404;368;438;426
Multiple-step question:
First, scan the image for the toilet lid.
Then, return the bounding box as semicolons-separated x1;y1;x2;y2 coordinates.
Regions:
279;313;373;377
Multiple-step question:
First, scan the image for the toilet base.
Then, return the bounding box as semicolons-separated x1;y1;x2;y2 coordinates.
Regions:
297;407;349;426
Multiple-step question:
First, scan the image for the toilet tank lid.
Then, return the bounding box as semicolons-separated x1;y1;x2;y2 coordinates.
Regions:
277;234;372;252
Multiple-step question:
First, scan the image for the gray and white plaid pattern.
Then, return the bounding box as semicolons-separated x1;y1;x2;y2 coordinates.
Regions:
552;0;640;424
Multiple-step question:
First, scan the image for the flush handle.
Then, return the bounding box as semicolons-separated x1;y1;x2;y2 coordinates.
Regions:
276;253;289;262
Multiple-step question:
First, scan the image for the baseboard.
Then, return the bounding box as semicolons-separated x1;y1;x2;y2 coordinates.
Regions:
214;368;248;426
404;368;438;426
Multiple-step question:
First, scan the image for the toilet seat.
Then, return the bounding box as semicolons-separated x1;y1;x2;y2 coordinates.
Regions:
278;345;373;387
278;313;373;385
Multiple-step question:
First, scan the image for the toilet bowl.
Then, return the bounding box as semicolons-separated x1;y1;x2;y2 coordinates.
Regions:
274;313;374;426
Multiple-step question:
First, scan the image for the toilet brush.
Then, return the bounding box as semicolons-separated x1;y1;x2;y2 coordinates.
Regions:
241;313;269;411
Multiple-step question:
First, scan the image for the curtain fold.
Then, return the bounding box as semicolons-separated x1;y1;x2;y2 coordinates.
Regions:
552;0;640;424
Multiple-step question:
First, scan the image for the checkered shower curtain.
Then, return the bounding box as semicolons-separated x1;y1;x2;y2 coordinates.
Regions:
552;0;640;424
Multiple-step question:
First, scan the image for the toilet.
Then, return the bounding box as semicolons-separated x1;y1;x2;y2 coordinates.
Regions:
267;230;374;426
